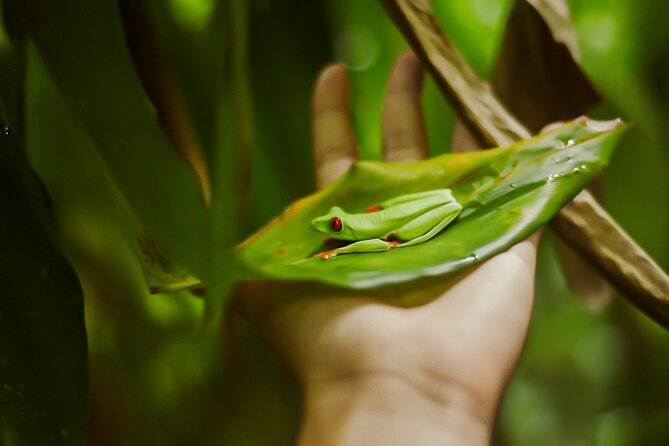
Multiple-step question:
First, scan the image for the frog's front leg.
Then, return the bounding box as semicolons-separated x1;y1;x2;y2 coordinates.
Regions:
316;238;398;260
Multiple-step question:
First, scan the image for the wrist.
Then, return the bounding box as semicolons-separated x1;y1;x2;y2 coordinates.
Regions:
299;372;493;446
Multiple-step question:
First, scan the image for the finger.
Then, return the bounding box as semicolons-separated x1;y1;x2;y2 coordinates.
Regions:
422;233;539;320
312;64;358;189
382;52;429;162
412;232;541;407
418;231;542;362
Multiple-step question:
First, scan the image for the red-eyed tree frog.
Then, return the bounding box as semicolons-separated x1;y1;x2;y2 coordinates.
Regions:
311;189;462;260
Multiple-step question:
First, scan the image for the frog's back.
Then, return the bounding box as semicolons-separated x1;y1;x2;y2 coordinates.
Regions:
345;192;449;239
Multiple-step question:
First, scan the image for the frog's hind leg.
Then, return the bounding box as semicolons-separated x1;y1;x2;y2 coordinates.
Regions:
380;189;453;207
395;203;462;248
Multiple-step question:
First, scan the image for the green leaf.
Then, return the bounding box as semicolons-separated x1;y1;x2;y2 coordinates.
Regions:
0;124;88;445
0;1;26;143
237;118;626;288
492;0;606;305
204;0;251;325
12;0;208;285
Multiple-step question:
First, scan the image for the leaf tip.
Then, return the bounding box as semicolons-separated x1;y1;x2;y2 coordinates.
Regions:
575;115;626;132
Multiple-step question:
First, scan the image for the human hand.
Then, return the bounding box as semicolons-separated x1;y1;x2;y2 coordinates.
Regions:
237;52;540;446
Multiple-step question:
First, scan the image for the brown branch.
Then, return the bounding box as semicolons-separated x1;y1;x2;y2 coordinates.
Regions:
553;192;669;323
382;0;669;328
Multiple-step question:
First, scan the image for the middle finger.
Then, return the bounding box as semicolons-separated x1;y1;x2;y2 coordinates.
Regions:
381;52;429;163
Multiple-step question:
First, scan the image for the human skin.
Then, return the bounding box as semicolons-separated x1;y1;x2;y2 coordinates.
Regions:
236;52;540;445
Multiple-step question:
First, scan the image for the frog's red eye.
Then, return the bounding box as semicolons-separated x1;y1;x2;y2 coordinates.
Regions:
329;217;342;232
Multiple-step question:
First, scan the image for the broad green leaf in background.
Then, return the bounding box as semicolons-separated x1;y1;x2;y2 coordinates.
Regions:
246;0;334;224
570;0;669;270
13;0;266;315
142;0;225;166
238;118;626;288
205;0;251;325
1;10;87;444
10;0;208;287
0;125;88;445
112;0;247;320
22;39;257;446
0;1;25;143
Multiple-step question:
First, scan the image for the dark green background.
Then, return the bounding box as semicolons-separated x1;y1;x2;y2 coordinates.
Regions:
1;0;667;444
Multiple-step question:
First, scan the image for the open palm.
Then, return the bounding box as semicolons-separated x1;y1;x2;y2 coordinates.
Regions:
237;53;540;445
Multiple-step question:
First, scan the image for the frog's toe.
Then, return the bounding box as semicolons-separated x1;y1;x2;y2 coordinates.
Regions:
314;249;337;261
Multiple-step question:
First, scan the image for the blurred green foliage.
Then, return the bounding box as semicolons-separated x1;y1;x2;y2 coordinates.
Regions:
1;0;668;444
0;122;88;445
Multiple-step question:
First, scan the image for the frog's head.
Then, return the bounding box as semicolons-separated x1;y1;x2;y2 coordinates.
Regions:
311;206;356;240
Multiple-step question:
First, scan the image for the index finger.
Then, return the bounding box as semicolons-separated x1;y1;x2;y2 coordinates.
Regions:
312;64;358;189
